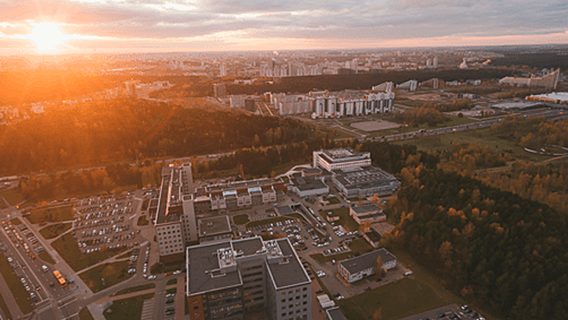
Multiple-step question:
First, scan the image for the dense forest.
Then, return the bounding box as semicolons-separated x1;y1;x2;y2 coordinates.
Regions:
0;100;318;175
361;142;568;319
225;69;511;95
492;53;568;70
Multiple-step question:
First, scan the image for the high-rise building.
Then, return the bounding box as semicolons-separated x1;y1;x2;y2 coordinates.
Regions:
186;237;312;320
154;163;198;261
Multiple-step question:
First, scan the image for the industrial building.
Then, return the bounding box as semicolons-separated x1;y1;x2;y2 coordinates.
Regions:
332;166;400;198
154;163;198;261
337;248;397;283
312;149;372;172
186;237;312;320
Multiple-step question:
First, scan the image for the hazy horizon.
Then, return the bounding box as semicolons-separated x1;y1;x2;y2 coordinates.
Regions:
1;0;567;55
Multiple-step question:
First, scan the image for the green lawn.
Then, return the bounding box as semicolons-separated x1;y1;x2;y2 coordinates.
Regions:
52;233;127;271
396;127;550;162
233;214;250;225
0;188;25;206
104;293;154;320
79;261;132;293
113;283;156;296
79;307;94;320
166;287;177;294
25;205;74;224
166;278;177;286
339;278;449;320
310;252;352;264
321;207;359;231
39;223;72;239
349;238;374;256
38;251;56;264
0;252;33;314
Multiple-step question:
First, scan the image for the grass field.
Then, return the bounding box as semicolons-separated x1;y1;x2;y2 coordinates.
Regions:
0;252;33;314
365;115;477;137
339;278;450;320
0;188;25;206
166;278;177;286
137;215;149;226
104;293;154;320
0;286;12;320
52;233;127;271
348;238;374;256
246;216;292;228
396;127;549;162
26;205;74;224
38;251;56;264
39;223;72;239
113;283;155;296
233;214;250;225
79;261;132;292
79;307;94;320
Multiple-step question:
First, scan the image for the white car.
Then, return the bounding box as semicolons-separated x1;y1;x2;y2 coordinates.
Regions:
173;270;182;275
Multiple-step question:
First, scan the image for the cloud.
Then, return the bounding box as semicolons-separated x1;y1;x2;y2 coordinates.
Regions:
0;0;566;53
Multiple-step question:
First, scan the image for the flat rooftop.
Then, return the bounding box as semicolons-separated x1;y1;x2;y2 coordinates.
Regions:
156;165;192;224
198;215;232;237
351;202;381;214
334;166;399;190
187;240;242;295
187;237;310;295
267;239;311;289
291;175;328;191
339;248;396;275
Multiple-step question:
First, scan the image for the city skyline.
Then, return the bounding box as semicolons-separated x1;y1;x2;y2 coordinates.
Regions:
0;0;567;55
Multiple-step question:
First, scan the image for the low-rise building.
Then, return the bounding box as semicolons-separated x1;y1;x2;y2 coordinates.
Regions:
194;178;284;213
313;148;372;172
337;248;397;283
349;202;386;225
289;175;329;198
186;237;312;320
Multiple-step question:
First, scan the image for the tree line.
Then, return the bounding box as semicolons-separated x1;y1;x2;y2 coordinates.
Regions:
0;100;317;175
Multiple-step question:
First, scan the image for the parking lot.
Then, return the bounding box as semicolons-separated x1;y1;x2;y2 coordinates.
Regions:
400;304;486;320
73;196;137;254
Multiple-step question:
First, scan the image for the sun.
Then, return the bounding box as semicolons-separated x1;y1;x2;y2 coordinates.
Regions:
30;22;67;54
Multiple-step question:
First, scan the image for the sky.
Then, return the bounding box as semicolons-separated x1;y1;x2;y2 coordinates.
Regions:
0;0;567;54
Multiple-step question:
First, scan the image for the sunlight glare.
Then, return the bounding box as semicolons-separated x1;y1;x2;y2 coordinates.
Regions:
30;22;66;54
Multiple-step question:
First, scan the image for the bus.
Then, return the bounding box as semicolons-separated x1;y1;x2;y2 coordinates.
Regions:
52;270;66;286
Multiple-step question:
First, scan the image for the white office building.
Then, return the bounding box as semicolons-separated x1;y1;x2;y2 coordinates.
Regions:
312;149;372;172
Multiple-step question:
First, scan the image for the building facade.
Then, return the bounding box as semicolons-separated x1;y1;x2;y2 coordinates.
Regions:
337;248;397;283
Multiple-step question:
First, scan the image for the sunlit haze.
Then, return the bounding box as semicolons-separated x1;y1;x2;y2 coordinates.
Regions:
0;0;567;54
